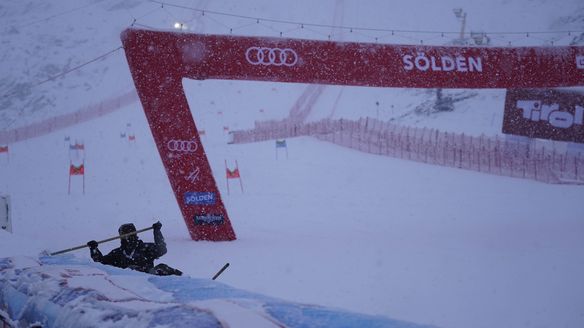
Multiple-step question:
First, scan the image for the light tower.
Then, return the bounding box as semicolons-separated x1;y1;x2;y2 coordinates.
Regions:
452;8;467;44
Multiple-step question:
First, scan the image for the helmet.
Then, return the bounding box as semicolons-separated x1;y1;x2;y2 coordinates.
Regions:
119;223;138;248
118;223;137;235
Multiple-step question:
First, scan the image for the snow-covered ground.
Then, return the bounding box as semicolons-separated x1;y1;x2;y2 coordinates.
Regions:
1;0;584;327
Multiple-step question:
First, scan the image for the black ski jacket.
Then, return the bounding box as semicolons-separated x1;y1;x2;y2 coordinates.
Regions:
89;228;167;273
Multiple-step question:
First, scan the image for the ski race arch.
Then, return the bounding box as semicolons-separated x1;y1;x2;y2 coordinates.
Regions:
120;28;584;241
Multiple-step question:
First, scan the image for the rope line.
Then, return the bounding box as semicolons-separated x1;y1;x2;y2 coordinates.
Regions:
150;0;583;37
1;46;123;99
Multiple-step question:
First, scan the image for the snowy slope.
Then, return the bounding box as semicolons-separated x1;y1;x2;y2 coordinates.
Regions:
1;0;584;328
2;255;431;328
2;99;584;327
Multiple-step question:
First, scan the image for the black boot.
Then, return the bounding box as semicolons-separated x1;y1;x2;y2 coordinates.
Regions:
151;263;183;276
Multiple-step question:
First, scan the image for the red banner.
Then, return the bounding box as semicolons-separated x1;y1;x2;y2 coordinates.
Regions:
120;28;584;241
69;164;85;176
503;89;584;143
122;29;584;89
226;168;240;179
69;143;84;150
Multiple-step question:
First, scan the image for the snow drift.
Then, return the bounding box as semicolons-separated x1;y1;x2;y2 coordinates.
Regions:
0;254;435;328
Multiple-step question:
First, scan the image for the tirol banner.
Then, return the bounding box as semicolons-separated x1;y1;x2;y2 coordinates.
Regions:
503;89;584;143
120;28;584;241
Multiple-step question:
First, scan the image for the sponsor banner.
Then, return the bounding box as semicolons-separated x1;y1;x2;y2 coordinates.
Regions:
167;139;198;153
184;192;216;205
194;214;225;225
185;166;201;183
502;89;584;143
122;29;584;89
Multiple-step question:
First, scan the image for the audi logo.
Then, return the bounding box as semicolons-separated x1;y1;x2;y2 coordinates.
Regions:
577;55;584;69
167;139;198;153
245;47;298;67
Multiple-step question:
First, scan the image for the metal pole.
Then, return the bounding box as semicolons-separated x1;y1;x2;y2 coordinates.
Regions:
212;263;230;280
50;226;154;256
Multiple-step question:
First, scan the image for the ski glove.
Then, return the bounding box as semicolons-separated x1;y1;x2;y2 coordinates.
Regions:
152;221;162;231
87;240;98;249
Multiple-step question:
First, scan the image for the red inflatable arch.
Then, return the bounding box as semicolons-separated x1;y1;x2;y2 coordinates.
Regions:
121;28;584;241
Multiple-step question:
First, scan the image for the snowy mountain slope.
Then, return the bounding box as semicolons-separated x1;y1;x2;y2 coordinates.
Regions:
1;0;583;131
0;0;134;129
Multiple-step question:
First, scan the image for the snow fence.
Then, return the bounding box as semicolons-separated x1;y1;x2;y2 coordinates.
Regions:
0;255;437;328
0;91;138;145
230;117;584;185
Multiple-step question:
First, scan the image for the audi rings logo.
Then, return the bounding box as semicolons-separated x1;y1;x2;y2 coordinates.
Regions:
245;47;298;67
167;139;198;153
577;55;584;69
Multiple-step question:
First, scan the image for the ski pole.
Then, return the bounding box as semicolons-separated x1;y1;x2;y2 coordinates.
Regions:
49;226;154;256
212;263;230;280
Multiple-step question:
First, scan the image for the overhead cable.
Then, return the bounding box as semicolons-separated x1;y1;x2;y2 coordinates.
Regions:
150;0;582;36
2;46;123;99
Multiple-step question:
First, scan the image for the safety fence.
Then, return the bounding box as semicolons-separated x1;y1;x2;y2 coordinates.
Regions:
231;117;584;184
0;90;138;144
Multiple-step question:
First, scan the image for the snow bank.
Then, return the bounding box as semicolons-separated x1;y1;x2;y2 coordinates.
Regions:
0;255;436;328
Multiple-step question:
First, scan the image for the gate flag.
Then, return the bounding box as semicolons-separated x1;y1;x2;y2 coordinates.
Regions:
69;163;85;175
121;28;584;242
226;167;240;179
68;161;85;195
225;160;244;195
0;145;9;163
275;139;288;159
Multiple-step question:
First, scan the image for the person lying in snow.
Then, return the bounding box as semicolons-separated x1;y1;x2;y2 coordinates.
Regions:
87;221;182;276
